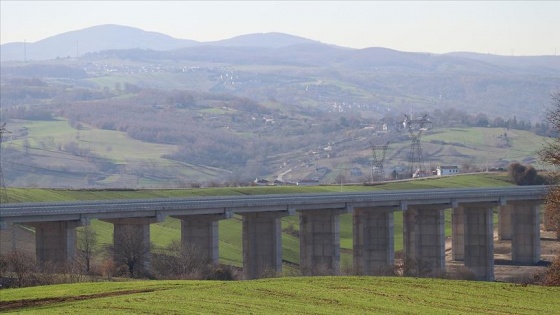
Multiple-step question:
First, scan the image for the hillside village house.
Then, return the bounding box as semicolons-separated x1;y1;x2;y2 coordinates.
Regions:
437;165;459;176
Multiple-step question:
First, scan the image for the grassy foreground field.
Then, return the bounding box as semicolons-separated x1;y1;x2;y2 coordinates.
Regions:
1;277;559;314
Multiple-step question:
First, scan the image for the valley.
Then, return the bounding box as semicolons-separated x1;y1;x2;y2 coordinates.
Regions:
0;116;546;188
1;25;558;189
1;6;559;314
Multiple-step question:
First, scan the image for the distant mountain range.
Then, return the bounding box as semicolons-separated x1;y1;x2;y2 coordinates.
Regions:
0;24;321;62
2;24;559;75
2;24;559;122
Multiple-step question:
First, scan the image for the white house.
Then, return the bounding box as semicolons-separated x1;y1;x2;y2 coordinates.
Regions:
437;166;459;176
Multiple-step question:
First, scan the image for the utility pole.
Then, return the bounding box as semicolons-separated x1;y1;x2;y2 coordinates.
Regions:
0;123;12;203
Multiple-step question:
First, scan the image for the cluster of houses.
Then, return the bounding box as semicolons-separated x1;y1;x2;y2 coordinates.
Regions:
255;165;460;186
413;165;460;178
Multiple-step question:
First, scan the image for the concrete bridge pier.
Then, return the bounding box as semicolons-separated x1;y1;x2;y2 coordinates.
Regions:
242;209;293;279
172;212;231;265
451;206;464;261
463;203;495;281
511;201;541;264
27;220;83;266
403;206;446;276
498;205;513;241
353;207;394;275
299;207;352;275
102;217;161;274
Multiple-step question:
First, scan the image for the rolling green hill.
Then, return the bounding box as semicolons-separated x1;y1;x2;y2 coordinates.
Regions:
1;116;542;189
2;118;230;188
1;277;559;314
420;127;545;166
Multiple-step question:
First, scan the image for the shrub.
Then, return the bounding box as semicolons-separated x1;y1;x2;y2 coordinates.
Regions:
507;162;546;185
542;252;560;286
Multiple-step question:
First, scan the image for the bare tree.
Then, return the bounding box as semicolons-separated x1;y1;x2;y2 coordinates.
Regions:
152;240;210;279
541;252;560;286
539;91;560;239
540;92;560;166
108;225;151;278
4;251;37;287
77;225;98;273
335;173;347;185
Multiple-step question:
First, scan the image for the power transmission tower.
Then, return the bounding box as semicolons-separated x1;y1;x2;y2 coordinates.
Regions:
0;123;12;204
369;141;390;182
402;114;432;178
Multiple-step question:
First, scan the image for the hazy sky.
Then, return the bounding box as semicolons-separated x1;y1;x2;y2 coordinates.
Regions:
1;1;559;56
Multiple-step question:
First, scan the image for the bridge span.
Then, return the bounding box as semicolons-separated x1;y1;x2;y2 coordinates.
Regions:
0;186;548;280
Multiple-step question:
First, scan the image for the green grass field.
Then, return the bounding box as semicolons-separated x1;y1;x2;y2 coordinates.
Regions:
11;119;178;162
5;173;513;266
3;116;545;188
3;119;226;185
5;172;513;203
420;127;545;166
1;277;559;314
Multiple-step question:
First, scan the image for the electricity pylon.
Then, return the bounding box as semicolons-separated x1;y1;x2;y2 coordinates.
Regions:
369;140;390;181
402;114;432;178
0;123;12;204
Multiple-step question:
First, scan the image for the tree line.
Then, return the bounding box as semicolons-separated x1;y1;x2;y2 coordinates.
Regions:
382;107;558;137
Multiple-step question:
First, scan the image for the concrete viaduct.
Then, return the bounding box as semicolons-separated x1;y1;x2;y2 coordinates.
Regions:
0;186;548;280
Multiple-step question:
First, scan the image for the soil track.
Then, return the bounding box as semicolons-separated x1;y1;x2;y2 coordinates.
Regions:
0;289;158;312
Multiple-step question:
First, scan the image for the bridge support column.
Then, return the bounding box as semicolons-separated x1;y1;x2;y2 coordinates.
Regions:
173;213;230;265
452;206;465;261
511;201;541;264
102;217;160;276
498;205;512;241
353;207;394;275
242;210;292;279
299;208;351;275
27;221;82;266
464;205;494;281
403;207;445;275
